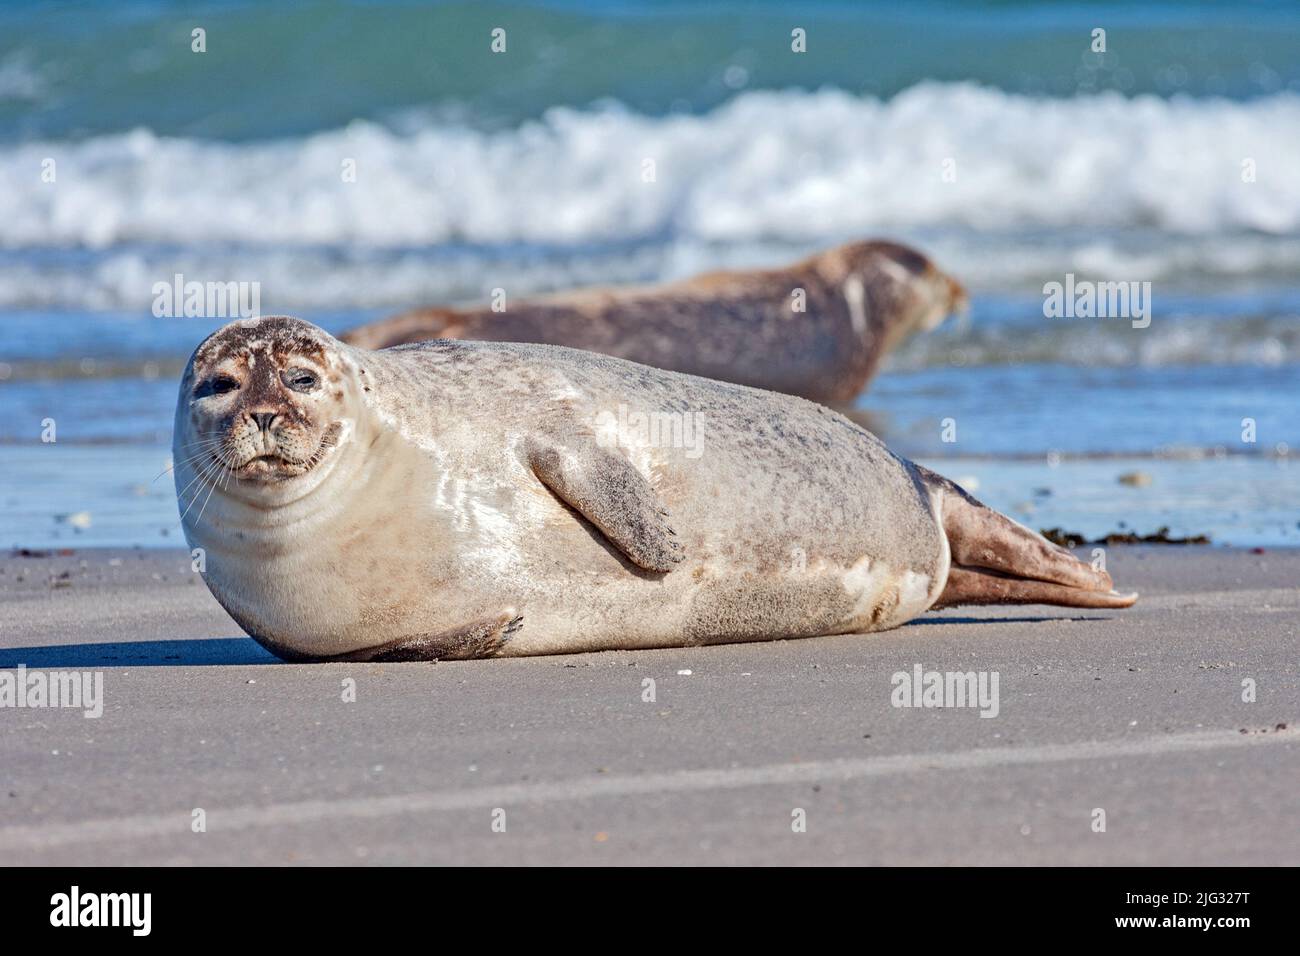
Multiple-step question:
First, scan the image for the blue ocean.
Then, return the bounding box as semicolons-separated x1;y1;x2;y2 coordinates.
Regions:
1;0;1297;546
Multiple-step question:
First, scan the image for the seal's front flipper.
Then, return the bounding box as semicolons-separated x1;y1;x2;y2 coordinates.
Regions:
528;439;685;573
917;465;1138;610
339;613;523;662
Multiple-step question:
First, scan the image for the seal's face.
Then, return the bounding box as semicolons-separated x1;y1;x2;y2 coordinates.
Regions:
842;241;969;338
181;316;351;486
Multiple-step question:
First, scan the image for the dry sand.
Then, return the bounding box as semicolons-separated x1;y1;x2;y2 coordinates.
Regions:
0;545;1296;865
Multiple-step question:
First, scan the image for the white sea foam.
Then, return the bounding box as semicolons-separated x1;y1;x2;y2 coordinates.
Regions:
1;84;1299;313
3;84;1299;251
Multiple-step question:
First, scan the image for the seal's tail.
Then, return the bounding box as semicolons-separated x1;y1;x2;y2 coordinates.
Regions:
918;465;1139;610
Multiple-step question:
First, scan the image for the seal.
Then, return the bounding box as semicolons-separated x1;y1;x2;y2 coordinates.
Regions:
174;316;1135;662
339;240;968;404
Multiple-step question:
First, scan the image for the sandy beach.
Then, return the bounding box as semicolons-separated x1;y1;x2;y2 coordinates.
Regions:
1;544;1295;865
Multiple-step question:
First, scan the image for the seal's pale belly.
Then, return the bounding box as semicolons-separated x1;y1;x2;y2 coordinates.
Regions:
196;517;949;660
185;431;461;659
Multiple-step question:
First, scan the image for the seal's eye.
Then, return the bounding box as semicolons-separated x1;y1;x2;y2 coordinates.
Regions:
281;367;319;392
194;375;240;399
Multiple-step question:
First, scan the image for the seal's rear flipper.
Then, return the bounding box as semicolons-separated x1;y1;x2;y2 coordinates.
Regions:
528;438;685;573
937;566;1138;609
916;465;1138;610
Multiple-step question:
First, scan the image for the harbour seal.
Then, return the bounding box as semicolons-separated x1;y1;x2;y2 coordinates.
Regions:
340;240;968;404
174;316;1134;662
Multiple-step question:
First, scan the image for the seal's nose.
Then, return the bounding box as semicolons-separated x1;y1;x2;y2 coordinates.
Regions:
947;275;970;316
250;412;278;432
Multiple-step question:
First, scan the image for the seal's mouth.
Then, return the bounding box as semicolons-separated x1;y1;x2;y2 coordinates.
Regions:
217;421;344;482
230;453;302;479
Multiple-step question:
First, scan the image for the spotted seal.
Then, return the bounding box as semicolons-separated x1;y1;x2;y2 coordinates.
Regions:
174;316;1134;662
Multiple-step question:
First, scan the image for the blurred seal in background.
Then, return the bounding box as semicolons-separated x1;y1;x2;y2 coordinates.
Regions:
341;240;968;404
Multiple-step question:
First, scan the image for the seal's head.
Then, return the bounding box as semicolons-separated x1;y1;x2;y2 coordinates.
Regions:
176;316;355;496
827;240;970;339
